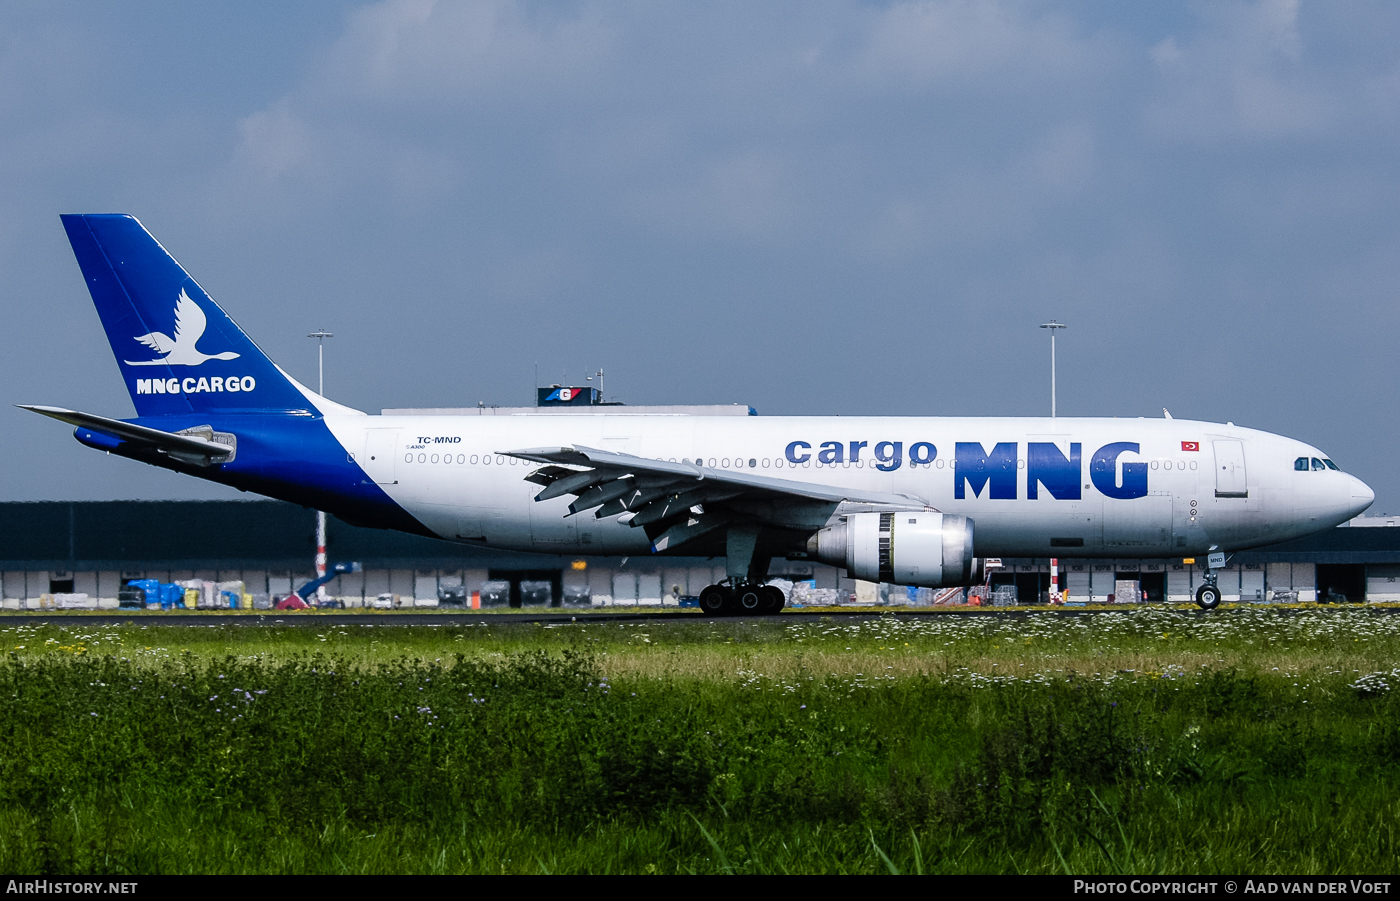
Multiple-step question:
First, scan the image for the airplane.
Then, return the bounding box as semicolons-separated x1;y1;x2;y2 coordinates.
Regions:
21;215;1375;613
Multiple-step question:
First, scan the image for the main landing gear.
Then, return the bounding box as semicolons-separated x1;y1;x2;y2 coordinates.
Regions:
697;524;786;615
698;581;786;616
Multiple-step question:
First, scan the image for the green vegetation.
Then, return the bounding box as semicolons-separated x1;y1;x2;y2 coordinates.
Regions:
1;608;1399;874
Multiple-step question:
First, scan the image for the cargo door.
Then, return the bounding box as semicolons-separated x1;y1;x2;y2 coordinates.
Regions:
454;508;486;542
362;430;400;484
530;479;578;548
1103;494;1172;549
1213;439;1248;498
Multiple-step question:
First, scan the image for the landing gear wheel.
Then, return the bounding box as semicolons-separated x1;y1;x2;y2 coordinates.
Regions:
760;585;785;613
699;585;730;615
736;585;764;613
1195;583;1222;610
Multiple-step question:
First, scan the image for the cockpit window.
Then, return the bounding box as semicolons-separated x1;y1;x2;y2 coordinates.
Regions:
1295;457;1309;471
1312;458;1326;471
1324;458;1341;471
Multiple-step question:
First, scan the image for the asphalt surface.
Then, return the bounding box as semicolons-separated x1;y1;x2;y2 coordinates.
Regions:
0;603;1390;627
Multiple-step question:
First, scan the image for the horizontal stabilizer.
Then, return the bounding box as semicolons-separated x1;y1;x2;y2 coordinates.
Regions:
18;405;234;467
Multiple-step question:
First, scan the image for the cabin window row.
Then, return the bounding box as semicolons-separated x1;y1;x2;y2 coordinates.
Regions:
399;453;1200;472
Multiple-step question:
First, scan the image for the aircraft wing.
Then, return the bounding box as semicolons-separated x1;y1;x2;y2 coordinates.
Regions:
504;444;932;553
19;405;234;467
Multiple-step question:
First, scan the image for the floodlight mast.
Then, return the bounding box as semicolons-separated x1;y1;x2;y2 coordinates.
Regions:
309;329;333;397
1039;320;1067;418
585;368;604;403
1040;317;1068;607
308;329;333;600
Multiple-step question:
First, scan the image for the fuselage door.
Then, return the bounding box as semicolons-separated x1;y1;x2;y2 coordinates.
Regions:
1213;440;1248;498
362;429;400;484
1103;494;1172;549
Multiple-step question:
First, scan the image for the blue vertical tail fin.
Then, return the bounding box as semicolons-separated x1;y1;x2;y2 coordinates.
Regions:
61;214;324;418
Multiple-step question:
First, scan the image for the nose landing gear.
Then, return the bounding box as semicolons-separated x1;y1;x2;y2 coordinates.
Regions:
1195;579;1221;610
1195;551;1228;610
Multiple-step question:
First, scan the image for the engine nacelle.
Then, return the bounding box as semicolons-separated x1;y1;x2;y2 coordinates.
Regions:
807;512;980;587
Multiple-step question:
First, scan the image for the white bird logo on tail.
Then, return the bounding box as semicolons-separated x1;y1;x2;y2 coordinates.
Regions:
125;289;241;366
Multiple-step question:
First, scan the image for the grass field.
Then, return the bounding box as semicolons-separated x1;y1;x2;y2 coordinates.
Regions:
1;607;1398;874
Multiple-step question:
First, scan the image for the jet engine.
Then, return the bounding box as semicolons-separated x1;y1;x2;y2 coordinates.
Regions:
807;512;981;587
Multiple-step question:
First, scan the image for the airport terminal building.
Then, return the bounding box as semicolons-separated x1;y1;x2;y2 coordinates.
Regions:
1;500;1399;608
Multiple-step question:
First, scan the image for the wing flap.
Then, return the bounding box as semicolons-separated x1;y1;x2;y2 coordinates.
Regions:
504;444;933;554
507;444;927;507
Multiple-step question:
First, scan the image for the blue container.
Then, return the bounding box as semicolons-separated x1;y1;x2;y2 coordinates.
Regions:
221;590;239;609
127;579;161;608
159;583;184;610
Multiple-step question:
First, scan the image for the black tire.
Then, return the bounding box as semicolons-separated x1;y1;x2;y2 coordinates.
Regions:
760;585;785;613
699;585;729;615
1195;583;1221;610
736;586;763;613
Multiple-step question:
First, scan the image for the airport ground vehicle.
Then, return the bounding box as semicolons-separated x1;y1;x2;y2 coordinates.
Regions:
273;562;362;610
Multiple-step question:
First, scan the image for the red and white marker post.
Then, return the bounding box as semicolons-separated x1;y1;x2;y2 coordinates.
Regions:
316;510;327;603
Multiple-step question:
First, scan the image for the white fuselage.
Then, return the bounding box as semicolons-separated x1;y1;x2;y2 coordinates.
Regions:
320;414;1373;559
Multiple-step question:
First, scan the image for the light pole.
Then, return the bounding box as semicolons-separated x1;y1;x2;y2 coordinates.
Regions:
308;329;333;602
585;368;604;403
1039;320;1067;418
1039;321;1067;604
309;329;333;398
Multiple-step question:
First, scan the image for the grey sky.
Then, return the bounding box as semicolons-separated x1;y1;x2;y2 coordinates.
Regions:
4;1;1399;510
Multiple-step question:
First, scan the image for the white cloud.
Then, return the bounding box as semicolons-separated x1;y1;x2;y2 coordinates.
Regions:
855;0;1110;89
386;145;461;210
233;101;314;180
1021;121;1095;193
857;121;1095;258
1145;0;1337;141
310;0;613;105
212;0;616;216
622;149;801;242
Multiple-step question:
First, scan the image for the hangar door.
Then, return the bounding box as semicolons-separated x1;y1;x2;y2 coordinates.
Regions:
1213;440;1248;498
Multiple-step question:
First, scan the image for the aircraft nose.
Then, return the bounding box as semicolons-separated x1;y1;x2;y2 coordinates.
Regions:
1347;475;1375;519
